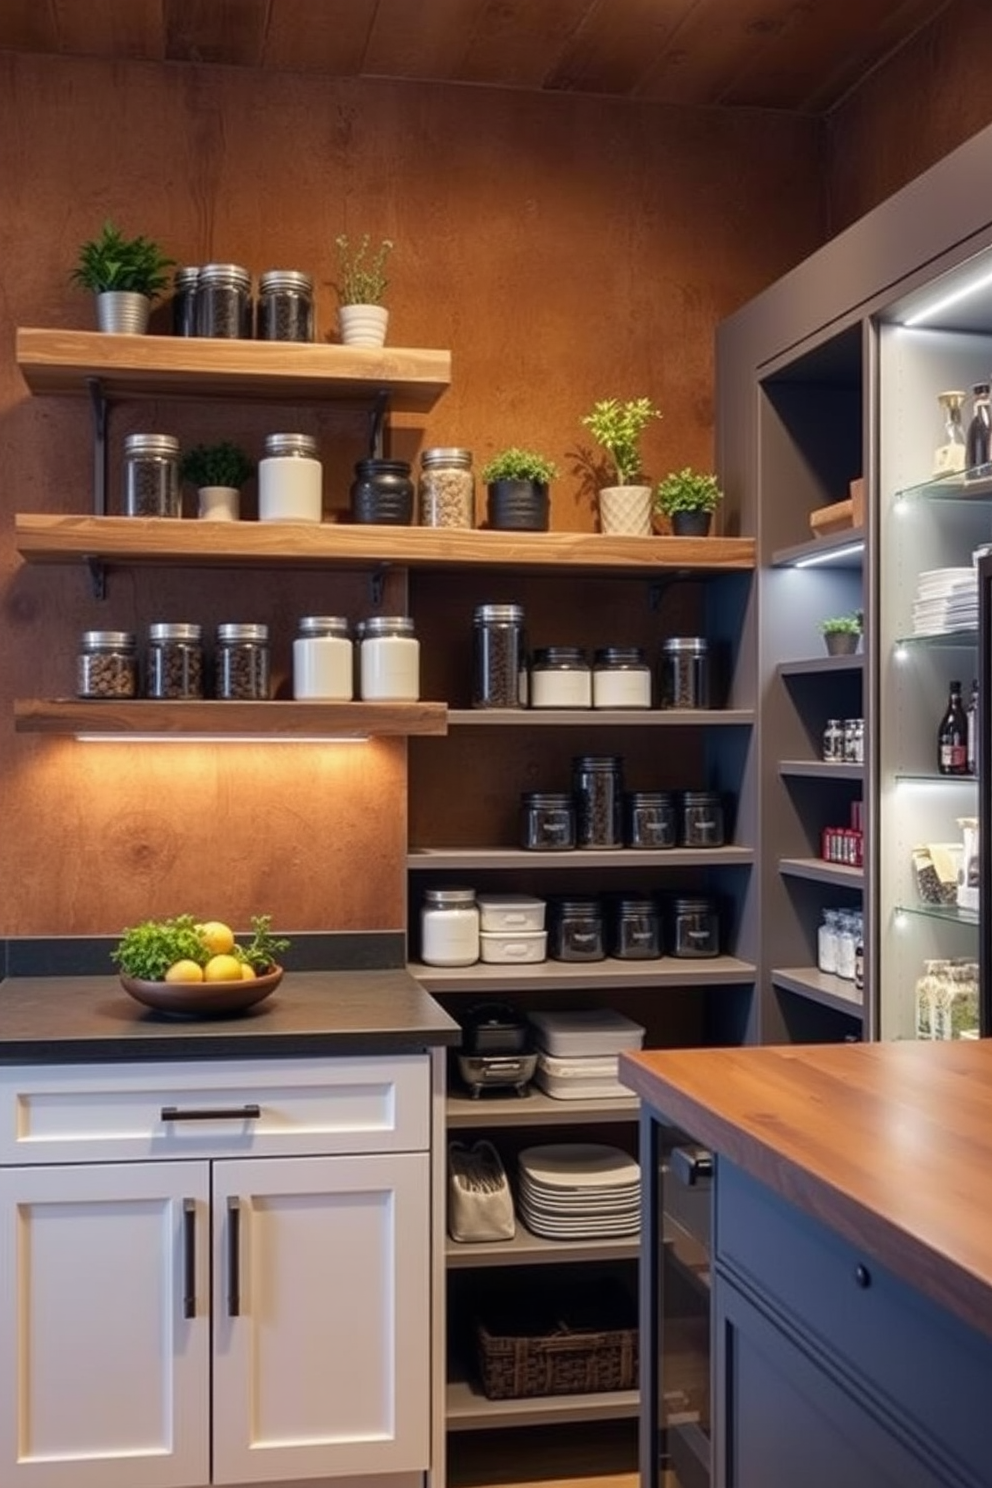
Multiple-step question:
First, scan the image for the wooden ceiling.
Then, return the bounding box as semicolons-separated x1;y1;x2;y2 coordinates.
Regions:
0;0;953;114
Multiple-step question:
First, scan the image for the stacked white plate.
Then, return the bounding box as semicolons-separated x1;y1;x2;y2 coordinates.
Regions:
912;567;977;634
517;1143;640;1240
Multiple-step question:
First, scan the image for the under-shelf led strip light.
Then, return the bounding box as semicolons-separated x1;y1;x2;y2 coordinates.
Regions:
901;266;992;327
792;541;865;568
76;734;370;744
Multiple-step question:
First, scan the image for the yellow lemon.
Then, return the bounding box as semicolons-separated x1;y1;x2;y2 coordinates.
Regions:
203;953;244;982
199;920;235;956
164;959;204;983
240;963;257;981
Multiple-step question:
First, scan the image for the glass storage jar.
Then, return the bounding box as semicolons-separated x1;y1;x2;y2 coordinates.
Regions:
572;754;624;848
195;262;252;338
609;895;662;959
258;433;322;523
123;433;181;517
473;603;525;709
171;266;199;336
670;896;720;958
257;269;314;342
419;448;475;528
547;897;605;962
350;459;415;525
530;647;592;709
520;791;576;851
357;615;420;701
817;908;840;974
680;789;726;847
215;623;270;700
146;622;204;700
293;616;353;701
822;718;844;763
624;790;678;848
421;886;479;967
592;646;652;709
77;630;137;699
660;636;710;709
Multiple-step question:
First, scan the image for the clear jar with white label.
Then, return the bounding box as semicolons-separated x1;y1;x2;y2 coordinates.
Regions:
258;432;322;523
421;886;479;966
592;646;652;708
530;646;592;708
357;615;420;701
293;616;353;700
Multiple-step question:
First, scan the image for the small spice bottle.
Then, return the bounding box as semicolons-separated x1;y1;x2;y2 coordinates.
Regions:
258;433;322;523
350;459;415;525
670;897;720;958
473;603;525;709
77;630;137;699
624;791;678;849
421;886;480;967
680;789;726;847
660;636;711;709
146;622;204;700
530;647;592;709
592;646;652;709
572;754;624;849
547;897;605;962
822;718;845;763
215;623;270;700
195;262;253;338
171;266;200;336
123;433;181;517
609;895;662;959
520;791;576;851
293;616;353;701
357;615;420;701
419;448;475;528
257;269;314;343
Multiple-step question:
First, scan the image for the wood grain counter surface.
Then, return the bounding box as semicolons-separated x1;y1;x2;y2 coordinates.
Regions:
620;1039;992;1343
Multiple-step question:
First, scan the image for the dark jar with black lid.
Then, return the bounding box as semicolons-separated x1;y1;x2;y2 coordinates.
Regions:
547;897;606;962
609;895;662;959
670;896;720;958
350;459;415;524
520;791;576;851
624;790;678;848
680;789;726;847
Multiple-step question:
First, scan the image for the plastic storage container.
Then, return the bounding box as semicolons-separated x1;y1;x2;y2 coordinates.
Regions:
479;929;547;964
535;1051;628;1100
530;647;592;709
123;433;181;517
258;433;322;523
527;1009;645;1056
473;604;526;709
419;448;475;528
292;616;353;700
77;630;137;699
592;647;652;709
146;622;204;700
214;623;270;700
421;886;479;967
475;894;546;932
357;615;420;701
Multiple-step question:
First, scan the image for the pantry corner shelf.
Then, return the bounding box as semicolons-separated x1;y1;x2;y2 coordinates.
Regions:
779;857;863;887
13;698;448;738
771;966;864;1018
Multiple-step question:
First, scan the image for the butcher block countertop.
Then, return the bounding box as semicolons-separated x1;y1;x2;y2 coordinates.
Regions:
620;1039;992;1344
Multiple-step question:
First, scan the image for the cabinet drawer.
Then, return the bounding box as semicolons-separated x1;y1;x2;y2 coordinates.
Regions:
0;1055;430;1163
715;1159;992;1484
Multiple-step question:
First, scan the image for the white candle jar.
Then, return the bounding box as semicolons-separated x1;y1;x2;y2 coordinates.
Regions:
258;432;322;523
358;615;420;701
293;616;353;700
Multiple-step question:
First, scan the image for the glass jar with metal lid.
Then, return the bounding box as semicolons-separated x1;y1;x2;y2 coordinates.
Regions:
473;603;525;709
77;630;137;699
593;646;651;709
257;269;314;342
259;432;322;523
419;448;475;528
421;886;480;967
293;616;353;700
572;754;624;848
123;433;181;517
548;897;605;962
660;636;711;709
670;896;720;958
680;789;726;847
609;895;662;959
520;791;576;851
357;615;419;701
215;623;270;700
624;790;678;848
146;622;204;700
171;266;199;336
195;262;252;338
530;646;592;709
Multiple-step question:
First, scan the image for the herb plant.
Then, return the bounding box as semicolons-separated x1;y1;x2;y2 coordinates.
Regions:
334;234;394;306
653;467;724;515
70;220;176;299
480;447;560;485
111;912;290;979
580;397;662;485
240;915;291;973
180;441;256;490
820;613;862;635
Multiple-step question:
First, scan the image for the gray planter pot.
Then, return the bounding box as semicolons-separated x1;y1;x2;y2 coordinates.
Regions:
824;631;860;656
96;291;152;334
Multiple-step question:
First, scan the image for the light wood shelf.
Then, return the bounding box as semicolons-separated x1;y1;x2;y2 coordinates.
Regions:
14;698;448;738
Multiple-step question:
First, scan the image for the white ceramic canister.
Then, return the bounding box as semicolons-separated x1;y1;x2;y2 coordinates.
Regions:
293;616;353;700
258;432;322;523
358;615;420;701
421;886;479;967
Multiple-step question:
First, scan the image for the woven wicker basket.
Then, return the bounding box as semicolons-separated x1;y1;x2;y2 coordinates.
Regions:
474;1281;638;1400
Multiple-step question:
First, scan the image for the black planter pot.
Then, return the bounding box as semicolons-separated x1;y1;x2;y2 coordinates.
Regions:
670;509;712;537
486;479;550;532
350;459;414;525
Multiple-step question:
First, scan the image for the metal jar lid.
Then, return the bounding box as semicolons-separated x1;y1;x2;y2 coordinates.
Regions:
216;623;269;643
424;886;477;907
358;615;416;639
474;603;524;624
80;630;136;650
521;791;574;807
263;432;319;459
532;646;588;667
662;636;708;653
148;622;203;642
594;646;647;666
173;266;200;288
123;433;180;457
259;269;313;294
572;754;623;770
198;263;252;288
421;448;472;469
297;616;350;637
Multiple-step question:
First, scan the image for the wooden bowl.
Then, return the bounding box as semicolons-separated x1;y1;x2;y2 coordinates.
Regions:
119;965;283;1018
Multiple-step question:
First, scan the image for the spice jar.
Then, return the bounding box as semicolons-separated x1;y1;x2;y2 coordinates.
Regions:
257;269;314;343
357;615;420;701
77;630;137;699
195;262;253;338
473;604;525;709
258;433;322;524
350;459;415;525
123;433;181;517
547;897;606;962
421;887;479;967
592;646;652;709
215;623;270;700
609;895;662;959
670;897;720;958
520;791;576;851
171;266;199;337
624;790;678;848
531;647;592;709
680;789;726;847
572;754;624;849
822;718;844;763
419;448;475;528
146;622;204;700
293;616;353;701
660;636;710;709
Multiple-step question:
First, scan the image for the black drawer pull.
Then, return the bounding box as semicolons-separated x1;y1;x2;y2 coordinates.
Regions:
182;1198;196;1319
161;1103;261;1122
854;1263;872;1289
228;1196;242;1317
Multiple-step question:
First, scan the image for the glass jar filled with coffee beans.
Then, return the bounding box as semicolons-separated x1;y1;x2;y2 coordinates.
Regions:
419;448;475;528
257;269;314;342
473;603;525;708
77;630;137;699
660;636;711;709
572;754;624;848
146;622;204;700
195;263;253;338
215;623;270;700
123;433;181;517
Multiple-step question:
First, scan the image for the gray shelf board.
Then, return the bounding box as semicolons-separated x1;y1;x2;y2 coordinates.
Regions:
772;967;865;1019
408;846;754;870
894;470;992;503
894;629;977;649
894;901;979;928
446;1377;639;1431
778;654;865;677
445;708;754;727
778;759;864;781
778;856;863;887
412;955;757;993
446;1088;639;1129
771;527;865;569
446;1229;640;1268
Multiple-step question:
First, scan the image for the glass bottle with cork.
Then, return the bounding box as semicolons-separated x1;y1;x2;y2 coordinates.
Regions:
937;679;969;775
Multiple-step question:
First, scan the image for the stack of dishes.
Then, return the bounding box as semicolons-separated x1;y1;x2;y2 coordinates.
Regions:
517;1143;640;1240
912;567;977;634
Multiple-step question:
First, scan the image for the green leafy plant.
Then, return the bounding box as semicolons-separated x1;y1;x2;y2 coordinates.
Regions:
480;447;560;485
180;441;256;490
70;219;175;299
580;397;662;485
334;233;394;306
111;912;290;980
820;613;862;635
240;914;291;973
653;466;724;515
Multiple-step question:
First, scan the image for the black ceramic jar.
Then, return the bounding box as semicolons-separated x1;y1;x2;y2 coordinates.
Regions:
486;479;550;532
350;459;415;525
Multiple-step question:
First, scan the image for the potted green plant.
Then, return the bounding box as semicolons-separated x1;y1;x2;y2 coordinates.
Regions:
334;233;394;348
70;220;175;334
580;397;662;535
480;447;560;531
180;441;255;522
653;466;724;536
819;613;863;656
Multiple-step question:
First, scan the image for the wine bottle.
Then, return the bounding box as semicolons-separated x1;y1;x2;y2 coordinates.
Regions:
938;680;969;776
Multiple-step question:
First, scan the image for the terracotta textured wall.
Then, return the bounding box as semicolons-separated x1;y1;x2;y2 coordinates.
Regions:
0;51;826;937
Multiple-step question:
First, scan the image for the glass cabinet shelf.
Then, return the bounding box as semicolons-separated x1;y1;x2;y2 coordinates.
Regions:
894;902;978;927
893;630;978;649
893;470;992;503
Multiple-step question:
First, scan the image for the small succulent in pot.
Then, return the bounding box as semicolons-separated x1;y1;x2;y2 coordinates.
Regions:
180;442;256;491
333;233;394;307
481;447;560;533
819;613;863;654
480;448;560;486
653;467;724;536
71;220;175;333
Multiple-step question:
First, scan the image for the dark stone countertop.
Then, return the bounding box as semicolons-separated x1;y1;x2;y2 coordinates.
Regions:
0;968;460;1063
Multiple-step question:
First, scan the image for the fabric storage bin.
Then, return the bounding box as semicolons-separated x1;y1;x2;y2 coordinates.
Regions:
474;1277;638;1400
479;929;547;964
475;894;546;932
527;1008;645;1057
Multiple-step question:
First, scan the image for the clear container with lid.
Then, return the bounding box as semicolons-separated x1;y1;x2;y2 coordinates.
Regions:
592;646;652;709
357;615;420;701
195;262;253;338
680;789;726;847
123;433;181;517
293;616;353;700
660;636;710;709
670;896;720;958
572;754;624;848
146;622;204;700
610;895;662;959
547;897;606;961
77;630;137;699
419;448;475;528
530;646;592;709
215;623;270;700
257;269;314;342
817;908;840;974
624;790;678;849
421;886;479;967
259;432;322;523
473;604;526;709
520;791;576;851
172;266;199;336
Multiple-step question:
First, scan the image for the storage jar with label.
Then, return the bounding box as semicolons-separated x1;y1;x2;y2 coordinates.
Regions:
293;616;353;701
660;636;710;709
123;433;181;517
215;623;270;700
572;754;624;848
520;791;576;851
421;886;479;967
531;647;592;709
670;896;720;958
350;459;415;525
357;615;420;701
195;262;253;338
419;448;475;528
548;897;606;962
592;646;652;709
680;789;726;847
610;895;662;959
171;266;199;336
146;622;204;700
257;269;314;342
624;790;678;848
77;630;137;699
258;433;322;524
473;603;525;708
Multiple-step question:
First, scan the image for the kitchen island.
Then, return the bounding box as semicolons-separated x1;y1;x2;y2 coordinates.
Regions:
620;1039;992;1488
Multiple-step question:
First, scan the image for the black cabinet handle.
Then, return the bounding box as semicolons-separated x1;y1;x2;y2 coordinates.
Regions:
228;1196;241;1317
182;1198;196;1319
161;1104;261;1122
854;1263;872;1289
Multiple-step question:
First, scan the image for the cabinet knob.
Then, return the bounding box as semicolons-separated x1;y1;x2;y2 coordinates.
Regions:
854;1263;872;1289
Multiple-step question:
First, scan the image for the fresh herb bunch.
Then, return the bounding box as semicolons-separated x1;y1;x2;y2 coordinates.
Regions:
580;397;662;485
240;914;290;972
820;612;862;635
70;220;176;299
112;914;209;980
480;447;560;485
653;466;723;515
334;233;394;306
180;441;256;490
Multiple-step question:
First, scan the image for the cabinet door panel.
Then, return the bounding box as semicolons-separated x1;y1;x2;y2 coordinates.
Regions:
0;1162;209;1488
212;1152;430;1485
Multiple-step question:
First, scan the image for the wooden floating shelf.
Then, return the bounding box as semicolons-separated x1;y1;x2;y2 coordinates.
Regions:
15;327;451;410
15;515;756;574
14;698;448;738
445;708;755;727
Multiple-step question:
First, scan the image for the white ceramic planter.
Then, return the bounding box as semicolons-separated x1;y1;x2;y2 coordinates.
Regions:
96;291;151;335
338;303;389;348
197;485;240;521
598;484;653;536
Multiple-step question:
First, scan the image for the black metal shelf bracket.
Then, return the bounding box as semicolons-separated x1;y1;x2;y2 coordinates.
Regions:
369;566;388;609
86;376;108;598
368;390;391;458
647;571;694;609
